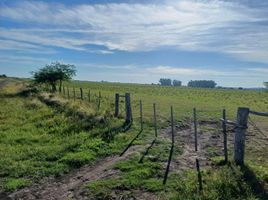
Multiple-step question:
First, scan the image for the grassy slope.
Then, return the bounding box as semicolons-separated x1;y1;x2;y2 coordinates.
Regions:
0;78;267;199
0;79;150;192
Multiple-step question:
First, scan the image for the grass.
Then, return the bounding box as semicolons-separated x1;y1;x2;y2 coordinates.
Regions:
0;79;149;192
0;78;268;199
166;164;259;200
64;80;268;123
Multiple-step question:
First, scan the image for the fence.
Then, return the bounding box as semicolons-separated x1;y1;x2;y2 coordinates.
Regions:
221;107;268;165
50;84;267;189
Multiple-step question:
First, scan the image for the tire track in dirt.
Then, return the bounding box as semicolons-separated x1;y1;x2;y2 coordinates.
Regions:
8;145;142;200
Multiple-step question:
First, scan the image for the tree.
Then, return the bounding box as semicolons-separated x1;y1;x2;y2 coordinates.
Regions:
32;62;76;92
187;80;216;88
159;78;172;86
264;82;268;89
173;80;182;87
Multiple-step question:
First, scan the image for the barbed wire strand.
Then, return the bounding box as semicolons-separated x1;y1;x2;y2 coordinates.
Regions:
248;116;268;139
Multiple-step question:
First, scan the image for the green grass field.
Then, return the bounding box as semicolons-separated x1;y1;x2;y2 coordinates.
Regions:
66;80;268;121
0;78;268;199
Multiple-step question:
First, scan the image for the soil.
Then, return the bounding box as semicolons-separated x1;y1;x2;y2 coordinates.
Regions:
4;121;236;200
6;146;143;200
161;121;235;172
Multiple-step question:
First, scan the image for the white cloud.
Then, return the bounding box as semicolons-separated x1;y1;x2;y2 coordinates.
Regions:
246;67;268;73
0;55;50;63
146;65;268;78
146;66;220;76
74;63;136;70
0;39;56;54
0;0;268;62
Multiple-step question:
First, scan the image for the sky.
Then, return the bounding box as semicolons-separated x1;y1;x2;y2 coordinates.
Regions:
0;0;268;87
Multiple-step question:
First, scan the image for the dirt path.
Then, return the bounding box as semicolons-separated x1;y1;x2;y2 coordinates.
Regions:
162;122;234;173
8;146;141;200
6;121;235;200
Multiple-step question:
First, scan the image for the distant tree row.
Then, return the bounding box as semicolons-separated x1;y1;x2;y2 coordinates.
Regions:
188;80;217;88
264;82;268;89
173;80;182;86
159;78;216;88
159;78;182;86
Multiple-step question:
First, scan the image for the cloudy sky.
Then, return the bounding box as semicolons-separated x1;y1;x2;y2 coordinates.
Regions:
0;0;268;87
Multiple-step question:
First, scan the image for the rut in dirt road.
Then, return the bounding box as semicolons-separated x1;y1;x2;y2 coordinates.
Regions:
8;145;141;200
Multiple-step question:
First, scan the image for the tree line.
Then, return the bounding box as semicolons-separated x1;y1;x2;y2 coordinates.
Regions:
159;78;217;88
29;62;267;91
188;80;216;88
159;78;182;86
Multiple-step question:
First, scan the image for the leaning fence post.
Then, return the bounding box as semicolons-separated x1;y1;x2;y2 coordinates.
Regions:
140;100;143;130
193;108;198;151
234;107;249;165
80;88;83;100
125;93;132;123
153;103;158;137
222;109;228;163
115;93;119;117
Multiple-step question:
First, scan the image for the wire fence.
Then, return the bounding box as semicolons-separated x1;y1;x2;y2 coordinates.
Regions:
41;84;268;190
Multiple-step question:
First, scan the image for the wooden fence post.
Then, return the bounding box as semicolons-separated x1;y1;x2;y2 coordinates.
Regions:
222;109;228;163
63;85;65;96
153;103;157;137
171;106;174;144
88;89;91;102
80;88;83;100
115;93;119;117
125;93;132;123
140;100;143;130
163;106;174;185
196;159;203;191
67;88;70;99
73;88;76;100
98;91;101;110
59;82;62;93
59;80;62;93
234;107;249;165
193;108;198;151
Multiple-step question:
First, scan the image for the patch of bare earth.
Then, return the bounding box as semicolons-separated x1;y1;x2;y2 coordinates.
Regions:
7;145;145;200
6;120;249;200
161;121;235;173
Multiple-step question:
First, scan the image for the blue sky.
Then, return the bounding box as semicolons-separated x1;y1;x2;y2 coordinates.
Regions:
0;0;268;87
